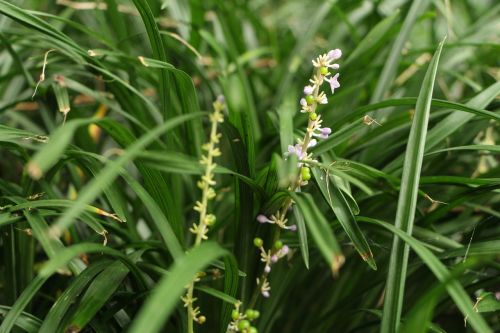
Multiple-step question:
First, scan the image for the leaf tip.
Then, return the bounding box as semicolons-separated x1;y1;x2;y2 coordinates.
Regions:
360;251;377;270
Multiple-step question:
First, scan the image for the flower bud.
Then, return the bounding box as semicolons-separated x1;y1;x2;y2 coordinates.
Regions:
232;309;240;320
309;112;317;121
238;319;250;330
303;85;314;95
305;95;314;105
301;167;311;181
205;214;216;226
320;66;329;76
274;240;283;249
253;237;263;248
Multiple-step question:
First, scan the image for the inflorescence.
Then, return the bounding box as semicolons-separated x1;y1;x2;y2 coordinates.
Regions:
252;48;342;299
183;95;225;333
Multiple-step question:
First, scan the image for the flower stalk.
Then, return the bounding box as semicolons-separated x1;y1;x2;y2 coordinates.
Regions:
251;49;342;303
183;96;225;333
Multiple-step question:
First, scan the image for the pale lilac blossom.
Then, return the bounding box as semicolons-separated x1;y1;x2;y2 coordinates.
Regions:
303;85;314;95
325;73;340;94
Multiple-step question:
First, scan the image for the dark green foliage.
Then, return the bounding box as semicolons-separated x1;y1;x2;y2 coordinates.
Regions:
0;1;498;333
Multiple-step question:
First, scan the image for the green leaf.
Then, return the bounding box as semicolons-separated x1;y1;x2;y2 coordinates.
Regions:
131;0;169;119
220;255;239;333
290;192;343;275
38;113;202;235
0;306;41;333
38;260;112;333
0;276;47;333
292;205;309;269
312;168;376;270
381;37;446;333
358;216;492;333
370;0;431;104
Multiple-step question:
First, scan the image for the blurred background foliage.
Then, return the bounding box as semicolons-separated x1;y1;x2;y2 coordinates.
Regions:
0;0;499;332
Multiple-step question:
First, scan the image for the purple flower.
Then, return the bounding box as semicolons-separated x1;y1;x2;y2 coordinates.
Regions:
287;144;306;160
271;255;278;263
325;73;340;94
281;245;290;255
300;98;307;107
286;224;297;232
257;214;273;224
327;49;342;60
319;127;332;139
262;291;270;298
308;139;317;148
264;264;271;273
303;85;314;95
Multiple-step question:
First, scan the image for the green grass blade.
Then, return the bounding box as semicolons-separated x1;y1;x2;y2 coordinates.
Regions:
359;216;492;333
292;205;309;269
291;192;343;275
29;113;203;236
0;306;41;333
312;168;376;270
370;0;430;104
0;275;47;333
38;260;112;333
381;37;446;333
131;0;169;119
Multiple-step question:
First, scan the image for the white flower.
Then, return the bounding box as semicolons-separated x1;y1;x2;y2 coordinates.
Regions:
327;49;342;60
325;73;340;94
303;85;314;95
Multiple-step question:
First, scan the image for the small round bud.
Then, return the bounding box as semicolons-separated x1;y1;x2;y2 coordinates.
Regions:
232;309;240;320
249;327;258;333
305;95;314;105
253;237;263;248
245;309;255;319
205;214;216;226
274;240;283;250
301;167;311;181
320;66;329;75
309;112;317;121
252;310;260;319
198;315;206;324
238;319;250;331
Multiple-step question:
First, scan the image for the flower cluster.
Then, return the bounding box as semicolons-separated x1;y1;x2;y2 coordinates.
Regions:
183;95;225;333
227;301;260;333
251;49;342;299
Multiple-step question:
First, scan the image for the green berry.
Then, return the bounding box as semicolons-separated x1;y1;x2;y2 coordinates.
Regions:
246;309;260;320
253;237;263;248
274;240;283;250
252;310;260;319
309;112;317;121
232;309;239;320
320;66;329;75
238;319;250;331
249;327;258;333
305;95;314;105
301;167;311;181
